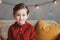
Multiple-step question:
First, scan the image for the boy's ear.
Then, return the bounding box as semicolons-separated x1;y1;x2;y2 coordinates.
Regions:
27;13;30;17
26;13;29;19
28;13;30;17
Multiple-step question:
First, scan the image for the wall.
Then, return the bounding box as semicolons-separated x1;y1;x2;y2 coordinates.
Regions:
0;0;60;23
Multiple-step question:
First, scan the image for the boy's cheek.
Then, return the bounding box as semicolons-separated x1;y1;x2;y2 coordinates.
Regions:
24;16;28;20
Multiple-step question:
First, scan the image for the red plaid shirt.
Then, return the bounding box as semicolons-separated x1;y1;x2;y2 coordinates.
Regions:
7;21;35;40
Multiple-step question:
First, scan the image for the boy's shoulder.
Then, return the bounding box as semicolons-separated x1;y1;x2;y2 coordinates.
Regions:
27;22;33;26
9;22;16;28
26;22;34;28
27;22;35;31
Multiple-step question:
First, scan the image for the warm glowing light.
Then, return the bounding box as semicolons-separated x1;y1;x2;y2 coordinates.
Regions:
35;5;40;9
54;1;57;4
53;0;57;4
0;0;2;3
54;1;58;5
52;0;57;6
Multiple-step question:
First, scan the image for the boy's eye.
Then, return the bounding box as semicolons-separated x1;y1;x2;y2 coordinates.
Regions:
15;14;20;16
16;15;20;16
23;14;25;16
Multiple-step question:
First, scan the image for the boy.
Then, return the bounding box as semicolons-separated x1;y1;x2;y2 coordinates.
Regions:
7;3;35;40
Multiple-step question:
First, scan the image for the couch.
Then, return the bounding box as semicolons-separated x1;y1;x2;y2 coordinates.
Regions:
35;20;60;40
0;20;59;40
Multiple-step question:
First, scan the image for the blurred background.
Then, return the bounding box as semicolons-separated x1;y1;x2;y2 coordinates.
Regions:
0;0;60;23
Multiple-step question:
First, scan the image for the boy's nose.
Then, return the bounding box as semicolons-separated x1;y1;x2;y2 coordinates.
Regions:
19;16;23;19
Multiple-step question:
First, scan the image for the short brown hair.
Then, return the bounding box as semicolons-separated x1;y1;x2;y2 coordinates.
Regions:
13;3;29;16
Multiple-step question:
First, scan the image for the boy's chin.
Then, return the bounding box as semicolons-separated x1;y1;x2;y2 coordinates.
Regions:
18;21;25;25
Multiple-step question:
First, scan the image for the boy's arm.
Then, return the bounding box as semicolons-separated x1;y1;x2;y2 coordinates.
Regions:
30;27;36;40
7;27;13;40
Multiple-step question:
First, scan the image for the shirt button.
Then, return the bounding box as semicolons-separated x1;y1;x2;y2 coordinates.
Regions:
20;28;22;30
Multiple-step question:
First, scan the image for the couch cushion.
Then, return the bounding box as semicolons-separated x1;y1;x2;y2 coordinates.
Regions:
35;20;60;40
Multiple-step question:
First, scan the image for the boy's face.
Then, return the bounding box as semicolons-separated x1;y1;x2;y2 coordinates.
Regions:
14;8;29;25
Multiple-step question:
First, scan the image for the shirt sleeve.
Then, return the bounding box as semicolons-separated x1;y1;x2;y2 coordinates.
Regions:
30;26;36;40
7;27;13;40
